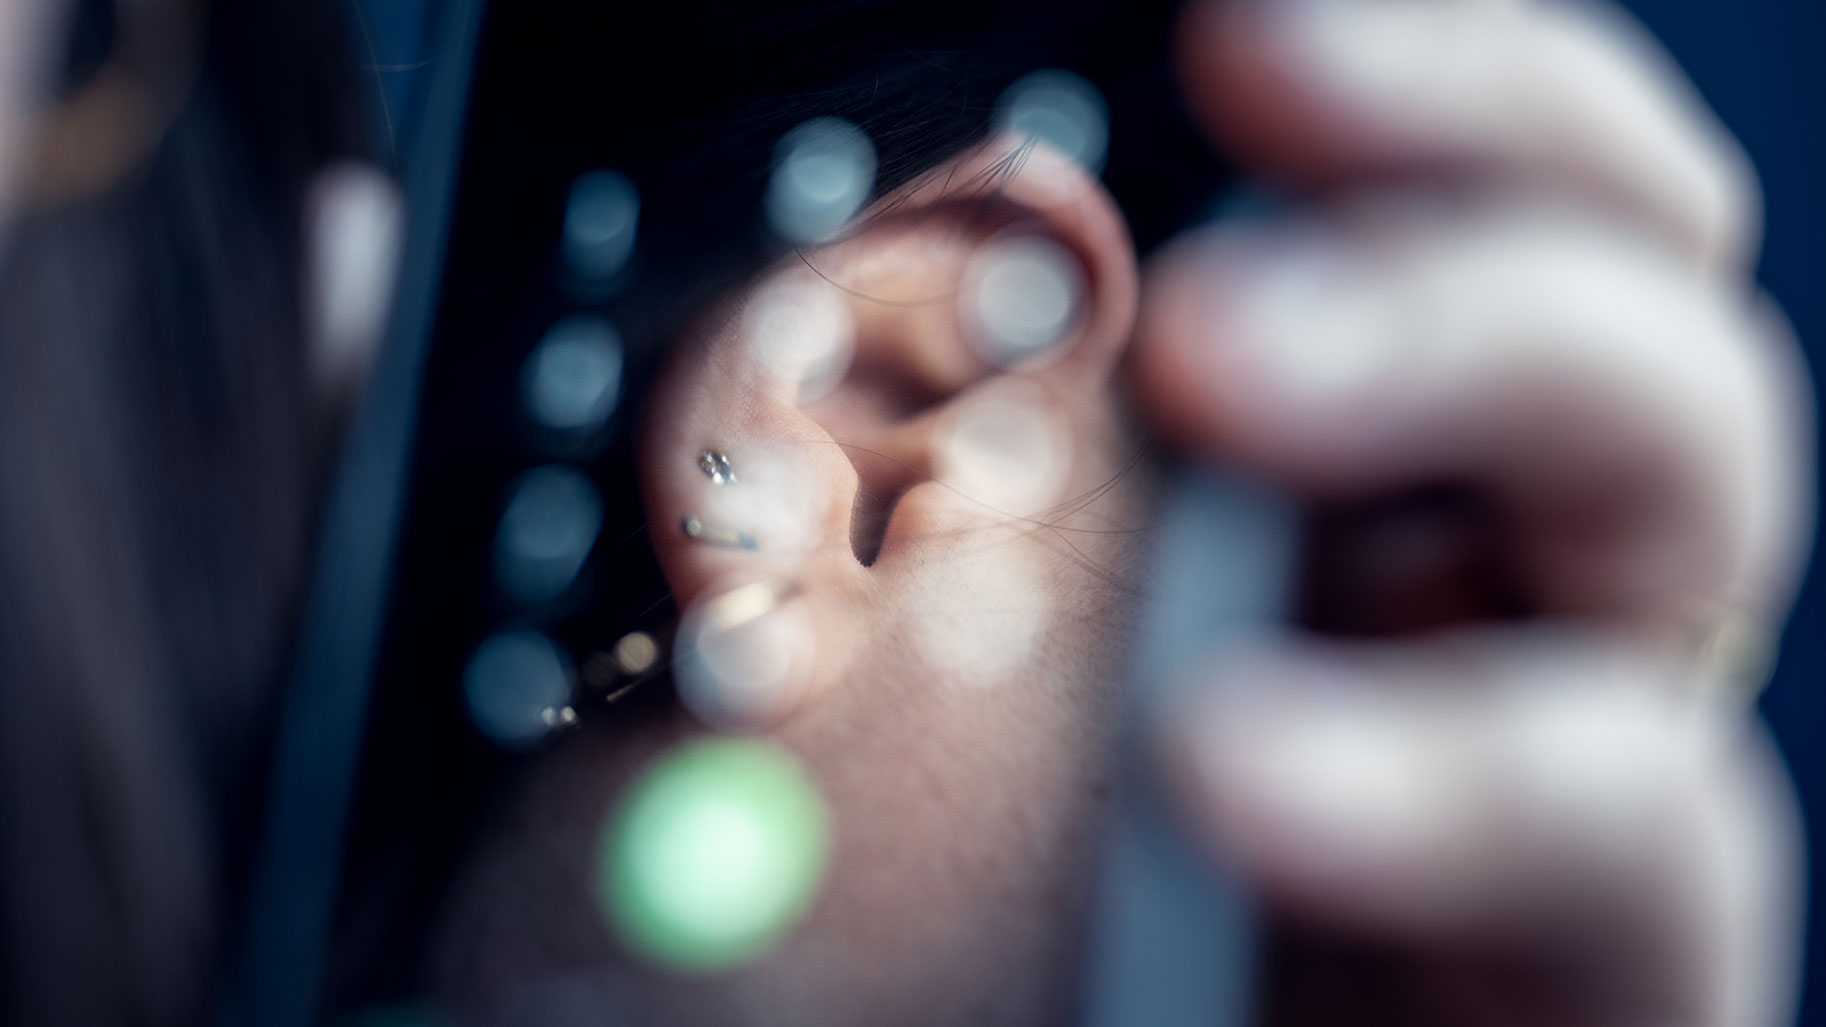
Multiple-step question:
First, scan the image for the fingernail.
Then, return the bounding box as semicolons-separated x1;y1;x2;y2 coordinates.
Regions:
676;582;814;730
1266;0;1466;110
1198;230;1398;409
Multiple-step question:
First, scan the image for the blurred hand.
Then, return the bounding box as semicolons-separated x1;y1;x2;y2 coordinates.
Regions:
1132;2;1815;1024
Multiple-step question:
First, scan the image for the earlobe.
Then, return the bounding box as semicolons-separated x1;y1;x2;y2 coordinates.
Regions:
914;136;1141;382
638;137;1142;728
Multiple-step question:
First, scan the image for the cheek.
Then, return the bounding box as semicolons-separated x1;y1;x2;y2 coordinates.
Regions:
430;571;1139;1027
739;419;1156;1020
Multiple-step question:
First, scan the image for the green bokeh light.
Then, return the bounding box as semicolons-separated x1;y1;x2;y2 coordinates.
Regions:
599;736;829;973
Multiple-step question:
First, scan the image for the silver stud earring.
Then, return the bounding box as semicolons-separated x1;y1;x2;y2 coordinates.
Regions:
698;449;737;485
684;449;753;548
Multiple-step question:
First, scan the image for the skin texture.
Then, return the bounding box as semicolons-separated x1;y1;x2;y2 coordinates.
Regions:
432;2;1813;1025
433;142;1161;1026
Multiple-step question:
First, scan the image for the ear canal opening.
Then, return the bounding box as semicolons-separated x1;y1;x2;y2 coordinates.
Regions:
845;456;924;567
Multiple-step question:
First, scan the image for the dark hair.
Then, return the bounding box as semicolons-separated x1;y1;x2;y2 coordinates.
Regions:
0;2;364;1023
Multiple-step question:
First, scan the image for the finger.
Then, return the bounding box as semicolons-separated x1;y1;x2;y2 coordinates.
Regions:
1161;634;1804;1026
1132;202;1814;625
1178;0;1761;270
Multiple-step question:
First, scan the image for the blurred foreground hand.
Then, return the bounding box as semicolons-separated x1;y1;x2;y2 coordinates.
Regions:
1134;1;1814;1024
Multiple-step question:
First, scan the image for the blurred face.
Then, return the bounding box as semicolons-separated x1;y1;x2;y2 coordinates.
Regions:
431;140;1156;1025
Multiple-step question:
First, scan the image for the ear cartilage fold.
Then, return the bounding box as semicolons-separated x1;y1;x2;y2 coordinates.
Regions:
698;449;738;485
963;233;1084;368
682;515;758;551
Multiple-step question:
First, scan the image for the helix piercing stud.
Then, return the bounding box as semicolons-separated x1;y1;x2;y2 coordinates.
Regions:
698;449;737;485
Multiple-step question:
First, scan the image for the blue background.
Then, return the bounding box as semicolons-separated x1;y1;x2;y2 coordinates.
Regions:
1628;2;1826;1024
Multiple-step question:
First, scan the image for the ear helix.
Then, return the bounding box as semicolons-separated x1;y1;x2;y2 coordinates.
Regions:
680;449;757;550
960;231;1085;369
669;445;822;730
648;133;1137;732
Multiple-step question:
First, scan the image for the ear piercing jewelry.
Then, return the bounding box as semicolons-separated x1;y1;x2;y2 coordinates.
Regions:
699;449;737;485
683;448;757;549
693;580;799;635
682;515;758;550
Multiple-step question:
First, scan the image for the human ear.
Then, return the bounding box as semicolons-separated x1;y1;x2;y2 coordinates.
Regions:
637;138;1145;729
